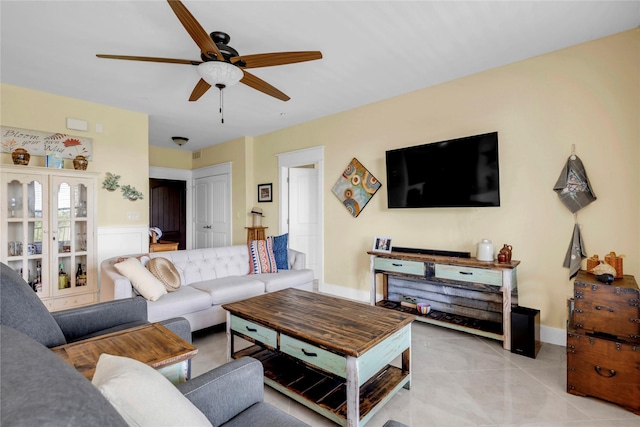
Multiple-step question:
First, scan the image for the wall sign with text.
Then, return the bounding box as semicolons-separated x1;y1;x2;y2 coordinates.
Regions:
1;126;93;160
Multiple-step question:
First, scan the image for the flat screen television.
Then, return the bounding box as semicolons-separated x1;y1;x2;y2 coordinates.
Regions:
386;132;500;208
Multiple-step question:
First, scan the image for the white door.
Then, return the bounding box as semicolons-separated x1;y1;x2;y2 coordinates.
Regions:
194;173;230;248
289;167;321;280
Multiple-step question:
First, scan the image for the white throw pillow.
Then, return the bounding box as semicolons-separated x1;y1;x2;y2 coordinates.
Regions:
92;354;212;427
114;257;167;301
116;254;151;266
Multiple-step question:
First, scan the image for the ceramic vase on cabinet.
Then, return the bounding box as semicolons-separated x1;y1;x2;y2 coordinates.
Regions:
476;239;495;262
499;244;513;263
11;148;30;166
73;155;88;170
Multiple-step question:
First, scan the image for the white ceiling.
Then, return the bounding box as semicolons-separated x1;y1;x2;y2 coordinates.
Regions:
1;1;638;151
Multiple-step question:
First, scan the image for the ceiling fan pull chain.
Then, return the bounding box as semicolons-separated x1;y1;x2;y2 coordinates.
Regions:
216;83;225;124
220;87;224;124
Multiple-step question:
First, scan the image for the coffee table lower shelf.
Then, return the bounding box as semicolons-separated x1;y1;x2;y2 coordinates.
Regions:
233;345;409;425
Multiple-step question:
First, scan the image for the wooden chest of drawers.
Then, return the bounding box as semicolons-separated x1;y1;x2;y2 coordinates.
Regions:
573;272;640;341
567;271;640;415
567;331;640;414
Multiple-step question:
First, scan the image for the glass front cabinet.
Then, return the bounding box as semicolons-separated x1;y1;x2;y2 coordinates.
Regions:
1;165;98;311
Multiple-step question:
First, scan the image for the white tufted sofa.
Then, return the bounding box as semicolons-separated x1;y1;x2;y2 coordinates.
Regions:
100;245;314;332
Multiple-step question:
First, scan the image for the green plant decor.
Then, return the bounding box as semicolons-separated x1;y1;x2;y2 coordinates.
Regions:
121;185;144;201
102;172;121;191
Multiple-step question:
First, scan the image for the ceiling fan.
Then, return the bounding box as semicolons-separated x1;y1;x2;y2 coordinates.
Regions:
96;0;322;104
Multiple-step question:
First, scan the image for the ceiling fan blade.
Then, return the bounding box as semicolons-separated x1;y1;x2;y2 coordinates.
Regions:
189;79;212;101
232;51;322;69
97;54;201;65
166;0;222;60
240;71;290;101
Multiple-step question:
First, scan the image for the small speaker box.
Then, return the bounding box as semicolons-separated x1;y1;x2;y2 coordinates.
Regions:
511;306;540;358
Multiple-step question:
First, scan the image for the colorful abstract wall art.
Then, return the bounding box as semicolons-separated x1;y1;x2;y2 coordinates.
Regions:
331;158;381;217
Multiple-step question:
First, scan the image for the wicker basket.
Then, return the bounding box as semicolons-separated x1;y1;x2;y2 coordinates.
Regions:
604;252;623;279
586;255;601;273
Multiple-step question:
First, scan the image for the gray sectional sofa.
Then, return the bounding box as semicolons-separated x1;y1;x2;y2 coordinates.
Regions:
1;261;309;426
1;327;309;427
100;245;314;331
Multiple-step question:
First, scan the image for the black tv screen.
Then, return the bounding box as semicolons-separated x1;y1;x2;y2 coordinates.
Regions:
386;132;500;208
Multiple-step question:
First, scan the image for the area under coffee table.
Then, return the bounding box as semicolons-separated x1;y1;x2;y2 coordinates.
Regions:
222;288;414;427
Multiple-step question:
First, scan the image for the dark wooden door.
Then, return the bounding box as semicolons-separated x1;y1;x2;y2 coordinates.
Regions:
149;178;186;250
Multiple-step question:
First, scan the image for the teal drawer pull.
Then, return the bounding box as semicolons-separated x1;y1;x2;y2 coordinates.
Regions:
301;349;318;357
246;326;257;332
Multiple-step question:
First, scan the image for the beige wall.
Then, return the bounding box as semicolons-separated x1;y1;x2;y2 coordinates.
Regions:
4;29;637;332
1;83;150;227
148;145;192;170
252;29;640;330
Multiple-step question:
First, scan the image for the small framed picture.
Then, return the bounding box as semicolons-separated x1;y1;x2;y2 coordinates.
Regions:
46;152;64;169
258;183;272;203
372;236;393;253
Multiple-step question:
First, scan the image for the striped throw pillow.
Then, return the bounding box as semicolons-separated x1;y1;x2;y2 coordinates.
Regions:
248;240;278;274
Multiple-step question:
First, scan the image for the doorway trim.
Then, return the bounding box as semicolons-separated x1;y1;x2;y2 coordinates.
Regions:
149;163;231;250
276;146;324;286
149;166;193;249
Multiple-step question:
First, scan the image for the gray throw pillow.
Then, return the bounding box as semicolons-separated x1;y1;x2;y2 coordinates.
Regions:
0;263;66;347
1;325;127;426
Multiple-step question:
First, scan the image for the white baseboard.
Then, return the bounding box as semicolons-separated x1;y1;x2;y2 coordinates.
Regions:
321;282;566;347
540;325;566;346
320;282;370;303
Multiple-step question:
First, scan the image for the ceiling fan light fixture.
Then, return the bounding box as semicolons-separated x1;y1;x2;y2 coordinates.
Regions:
197;61;243;87
172;136;189;146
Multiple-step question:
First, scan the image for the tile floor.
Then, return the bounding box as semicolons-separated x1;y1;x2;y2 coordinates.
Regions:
192;321;640;427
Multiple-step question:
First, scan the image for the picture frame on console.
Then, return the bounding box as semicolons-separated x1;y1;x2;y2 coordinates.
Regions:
373;236;392;253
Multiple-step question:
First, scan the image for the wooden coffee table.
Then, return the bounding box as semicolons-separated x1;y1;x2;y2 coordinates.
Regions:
51;323;197;384
223;288;414;427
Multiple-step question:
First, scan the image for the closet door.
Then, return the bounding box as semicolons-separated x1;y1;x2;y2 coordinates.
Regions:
194;172;230;248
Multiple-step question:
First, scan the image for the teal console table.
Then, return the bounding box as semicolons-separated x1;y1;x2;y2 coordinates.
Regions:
369;250;519;350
